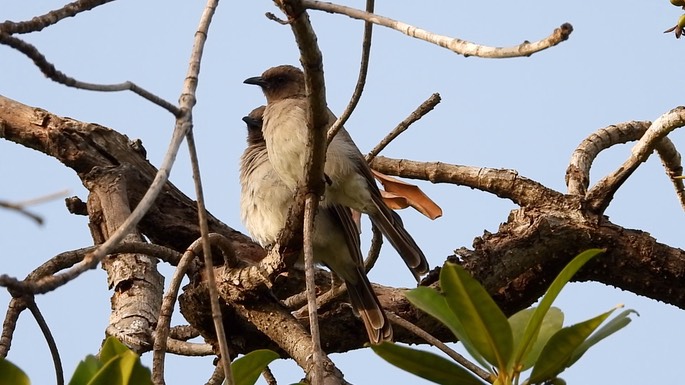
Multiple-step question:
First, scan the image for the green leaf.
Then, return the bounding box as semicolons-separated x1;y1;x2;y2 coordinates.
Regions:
440;262;513;370
232;349;279;385
405;287;490;369
513;249;604;366
86;349;152;385
99;337;129;364
0;358;30;385
528;307;615;383
68;355;102;385
509;307;564;372
372;342;486;385
567;308;637;367
88;355;126;385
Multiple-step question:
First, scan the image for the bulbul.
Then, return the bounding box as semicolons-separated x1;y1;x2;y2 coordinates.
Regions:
239;106;392;343
244;65;429;280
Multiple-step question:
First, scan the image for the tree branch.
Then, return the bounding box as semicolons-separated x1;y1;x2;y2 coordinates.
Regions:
326;0;375;143
0;0;116;34
370;156;566;208
586;107;685;213
0;32;180;116
302;0;573;58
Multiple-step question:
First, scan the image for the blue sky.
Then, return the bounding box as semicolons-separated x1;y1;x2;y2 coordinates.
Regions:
2;1;684;384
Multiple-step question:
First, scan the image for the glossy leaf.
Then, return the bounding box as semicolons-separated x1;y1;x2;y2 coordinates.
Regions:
68;355;102;385
513;249;604;366
99;337;129;364
441;262;513;369
232;349;280;385
372;342;486;385
509;307;564;371
0;358;30;385
405;286;490;369
567;309;637;367
528;307;614;383
89;349;152;385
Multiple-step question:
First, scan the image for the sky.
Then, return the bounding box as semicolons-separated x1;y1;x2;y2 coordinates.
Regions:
1;1;684;384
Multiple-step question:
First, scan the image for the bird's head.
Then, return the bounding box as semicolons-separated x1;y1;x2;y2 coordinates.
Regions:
243;65;305;103
242;105;266;145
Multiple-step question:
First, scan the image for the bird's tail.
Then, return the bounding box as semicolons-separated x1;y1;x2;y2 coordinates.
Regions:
345;267;393;344
370;194;429;281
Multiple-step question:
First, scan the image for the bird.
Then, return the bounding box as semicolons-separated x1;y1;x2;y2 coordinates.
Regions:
244;65;429;280
239;106;392;343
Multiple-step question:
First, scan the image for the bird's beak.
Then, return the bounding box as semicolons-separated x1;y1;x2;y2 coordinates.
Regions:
242;116;261;127
243;76;266;87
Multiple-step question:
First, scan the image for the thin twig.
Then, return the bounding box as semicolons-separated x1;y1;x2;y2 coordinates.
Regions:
364;223;383;272
262;366;278;385
26;299;64;385
10;189;70;206
303;195;324;385
152;242;199;384
302;0;573;58
0;201;43;225
326;0;375;143
0;0;116;34
366;93;441;162
206;361;225;385
186;130;234;384
177;1;230;382
165;338;214;356
386;312;491;382
0;32;180;116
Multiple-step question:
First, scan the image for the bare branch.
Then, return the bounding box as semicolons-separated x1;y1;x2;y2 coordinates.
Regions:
270;4;333;381
0;200;43;225
366;93;441;162
326;0;375;143
0;0;116;34
262;366;278;385
302;0;573;58
206;361;225;385
26;300;64;385
0;32;180;116
364;223;383;272
566;121;685;211
165;338;213;356
169;325;201;341
566;121;652;196
168;1;229;382
153;242;200;385
370;156;566;208
303;196;324;385
587;107;685;213
387;312;491;383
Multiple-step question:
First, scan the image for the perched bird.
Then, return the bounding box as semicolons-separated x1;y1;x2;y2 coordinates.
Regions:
244;65;429;280
239;106;392;343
